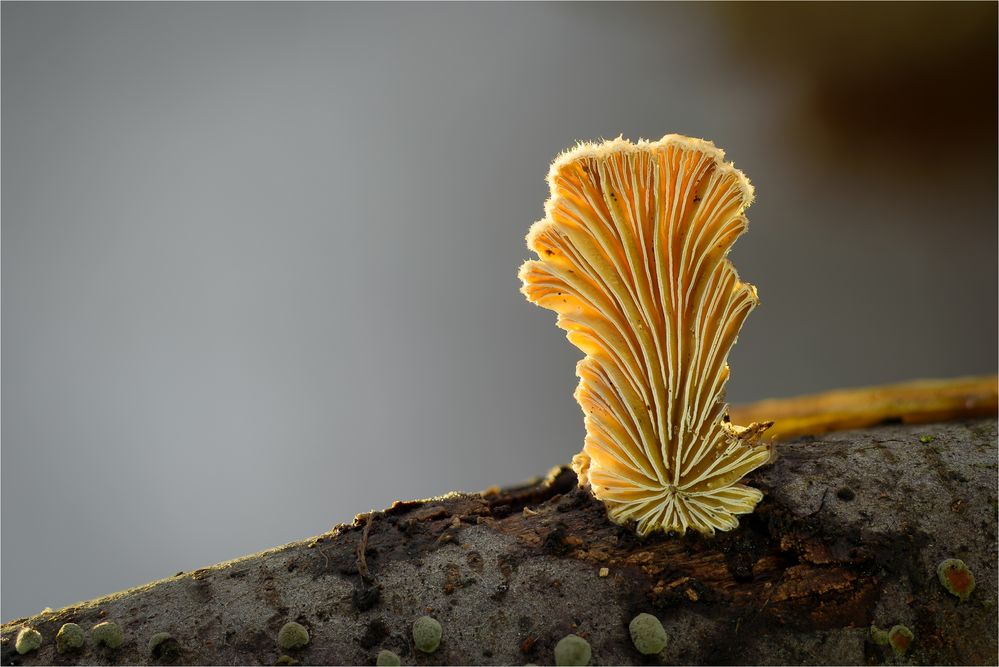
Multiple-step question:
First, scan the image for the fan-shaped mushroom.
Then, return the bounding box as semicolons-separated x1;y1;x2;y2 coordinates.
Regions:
520;134;773;536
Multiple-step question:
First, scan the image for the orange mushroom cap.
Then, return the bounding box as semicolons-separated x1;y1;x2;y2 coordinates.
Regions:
520;135;773;536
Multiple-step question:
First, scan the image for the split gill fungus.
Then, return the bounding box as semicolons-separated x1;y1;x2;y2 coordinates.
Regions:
519;134;774;536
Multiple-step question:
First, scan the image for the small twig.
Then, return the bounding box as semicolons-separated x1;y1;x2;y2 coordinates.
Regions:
319;546;332;574
758;571;785;614
731;374;998;441
807;488;830;518
356;513;377;584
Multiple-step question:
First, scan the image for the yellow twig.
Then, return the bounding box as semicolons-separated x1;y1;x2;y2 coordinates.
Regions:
731;375;998;441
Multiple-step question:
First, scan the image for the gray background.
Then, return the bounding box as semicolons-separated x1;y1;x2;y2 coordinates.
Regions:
3;2;996;621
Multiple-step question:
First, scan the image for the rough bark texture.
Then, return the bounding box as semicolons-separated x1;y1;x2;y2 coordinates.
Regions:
2;419;997;666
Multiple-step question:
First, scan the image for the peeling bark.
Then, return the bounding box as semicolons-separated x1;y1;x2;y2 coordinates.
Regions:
2;419;996;666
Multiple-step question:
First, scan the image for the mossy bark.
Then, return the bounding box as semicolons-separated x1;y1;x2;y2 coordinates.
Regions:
2;419;996;666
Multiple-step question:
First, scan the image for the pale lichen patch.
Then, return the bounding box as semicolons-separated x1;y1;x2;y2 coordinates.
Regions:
629;612;667;655
376;649;401;666
276;622;309;651
937;558;975;602
15;627;42;655
888;625;914;655
91;621;123;649
413;615;442;653
56;623;85;653
554;634;591;666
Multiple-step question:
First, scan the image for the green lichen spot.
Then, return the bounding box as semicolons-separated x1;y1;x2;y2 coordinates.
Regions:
148;631;182;661
629;613;667;655
554;634;591;666
275;655;299;666
869;625;889;645
412;616;442;654
277;622;309;650
56;623;85;653
92;621;124;649
937;558;975;602
15;627;42;655
919;435;935;444
888;625;914;655
376;649;401;666
148;632;171;653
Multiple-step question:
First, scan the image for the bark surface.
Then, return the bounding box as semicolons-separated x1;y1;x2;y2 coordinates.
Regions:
2;419;996;666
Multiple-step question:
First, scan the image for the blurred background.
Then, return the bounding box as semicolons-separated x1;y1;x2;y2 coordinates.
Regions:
3;2;996;620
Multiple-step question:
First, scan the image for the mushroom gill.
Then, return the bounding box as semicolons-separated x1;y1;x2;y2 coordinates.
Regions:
519;134;774;536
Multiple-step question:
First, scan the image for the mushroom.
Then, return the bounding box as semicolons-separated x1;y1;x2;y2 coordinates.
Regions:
519;134;774;535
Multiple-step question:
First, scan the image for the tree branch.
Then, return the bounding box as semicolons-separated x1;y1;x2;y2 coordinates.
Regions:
2;419;996;666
